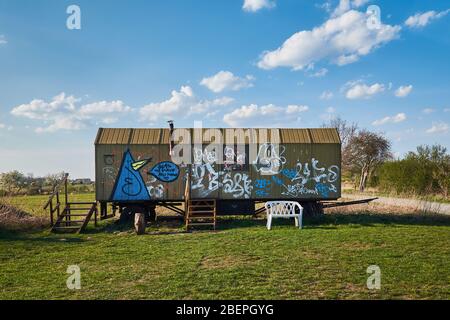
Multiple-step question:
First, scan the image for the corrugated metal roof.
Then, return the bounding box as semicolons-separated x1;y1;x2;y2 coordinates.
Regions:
279;129;311;143
96;128;131;144
130;128;163;144
95;128;340;145
309;128;341;143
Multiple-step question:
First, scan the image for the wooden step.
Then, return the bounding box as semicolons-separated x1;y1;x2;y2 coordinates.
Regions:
188;213;215;216
67;202;96;205
186;199;216;231
51;203;97;233
189;201;215;205
53;226;82;230
59;219;85;223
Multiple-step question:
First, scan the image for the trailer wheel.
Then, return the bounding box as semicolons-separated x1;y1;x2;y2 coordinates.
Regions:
134;212;146;235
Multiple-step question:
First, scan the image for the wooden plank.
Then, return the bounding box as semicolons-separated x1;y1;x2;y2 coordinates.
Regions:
322;198;378;208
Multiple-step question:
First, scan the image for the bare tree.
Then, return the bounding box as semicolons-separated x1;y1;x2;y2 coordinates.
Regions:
322;116;358;150
44;172;66;188
322;117;358;174
344;130;392;192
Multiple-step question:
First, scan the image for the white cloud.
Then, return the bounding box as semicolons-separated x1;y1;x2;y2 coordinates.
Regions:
100;117;119;125
444;108;450;112
426;122;449;134
139;86;233;122
346;82;385;99
395;85;413;97
286;105;309;114
189;96;234;114
79;100;131;115
0;121;13;131
320;106;337;121
317;2;333;13
405;9;450;28
422;108;435;114
320;91;334;100
223;103;308;127
242;0;276;12
257;9;400;70
140;86;194;122
372;113;406;126
10;92;132;133
308;68;329;78
0;35;7;45
332;0;369;17
200;71;254;93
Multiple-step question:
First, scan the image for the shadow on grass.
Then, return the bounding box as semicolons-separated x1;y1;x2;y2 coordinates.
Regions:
314;212;450;228
0;229;87;243
49;212;450;235
2;212;449;240
82;216;187;236
213;212;450;231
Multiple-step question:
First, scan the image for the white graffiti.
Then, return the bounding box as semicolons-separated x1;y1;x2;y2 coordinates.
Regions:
278;158;340;197
148;184;164;199
194;147;218;165
191;146;252;198
188;145;339;199
253;143;286;175
103;166;117;182
224;146;246;171
192;163;219;191
222;173;253;199
146;176;164;199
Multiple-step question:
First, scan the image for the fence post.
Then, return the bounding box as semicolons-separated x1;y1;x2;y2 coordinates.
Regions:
56;192;60;218
49;201;53;226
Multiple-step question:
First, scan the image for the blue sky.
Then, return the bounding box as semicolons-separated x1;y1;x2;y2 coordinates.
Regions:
0;0;449;178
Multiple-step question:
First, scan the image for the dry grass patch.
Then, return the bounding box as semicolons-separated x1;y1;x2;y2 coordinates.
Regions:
326;201;441;216
199;254;260;270
0;198;48;231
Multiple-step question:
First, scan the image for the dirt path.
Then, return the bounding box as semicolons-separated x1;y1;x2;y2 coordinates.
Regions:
341;193;450;215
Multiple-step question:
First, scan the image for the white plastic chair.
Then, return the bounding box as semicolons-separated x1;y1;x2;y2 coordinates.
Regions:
265;201;303;230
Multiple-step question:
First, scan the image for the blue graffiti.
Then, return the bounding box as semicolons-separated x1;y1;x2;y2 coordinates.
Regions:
271;175;284;186
281;168;297;180
255;190;269;197
110;150;150;201
254;178;271;197
149;161;180;183
254;178;271;189
315;183;330;197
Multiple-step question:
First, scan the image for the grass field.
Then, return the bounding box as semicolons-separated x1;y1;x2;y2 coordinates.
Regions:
0;194;449;300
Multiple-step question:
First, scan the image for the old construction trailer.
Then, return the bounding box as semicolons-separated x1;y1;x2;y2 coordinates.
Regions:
93;127;342;229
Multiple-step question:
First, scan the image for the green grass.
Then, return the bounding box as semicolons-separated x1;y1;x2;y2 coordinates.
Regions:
0;193;449;300
6;193;95;217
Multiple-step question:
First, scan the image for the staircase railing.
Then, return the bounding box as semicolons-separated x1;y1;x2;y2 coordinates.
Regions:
184;173;191;216
43;173;69;226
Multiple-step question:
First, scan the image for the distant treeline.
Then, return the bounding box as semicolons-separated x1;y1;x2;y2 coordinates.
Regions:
0;171;94;196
